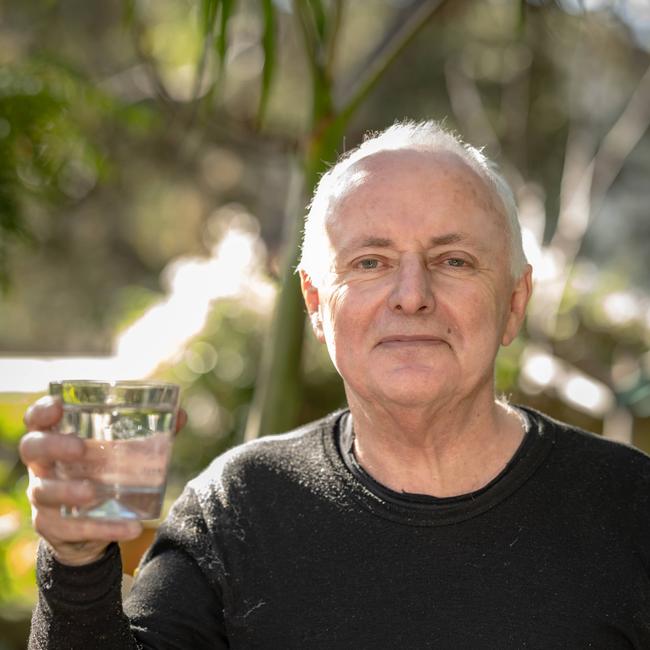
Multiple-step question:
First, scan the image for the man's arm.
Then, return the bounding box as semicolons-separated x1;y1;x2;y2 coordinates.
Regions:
22;397;227;648
124;483;229;648
125;545;228;648
30;542;138;649
30;540;228;650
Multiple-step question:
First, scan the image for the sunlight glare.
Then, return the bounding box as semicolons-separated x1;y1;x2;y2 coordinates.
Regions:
0;226;274;393
520;348;561;389
601;291;642;326
559;374;615;417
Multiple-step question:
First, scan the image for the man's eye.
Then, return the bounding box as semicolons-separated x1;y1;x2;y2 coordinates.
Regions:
357;258;381;270
445;258;467;268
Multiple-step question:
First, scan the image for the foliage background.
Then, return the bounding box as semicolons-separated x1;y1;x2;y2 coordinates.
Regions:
0;1;649;646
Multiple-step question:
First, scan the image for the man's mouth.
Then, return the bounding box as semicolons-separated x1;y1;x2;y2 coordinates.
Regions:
377;335;447;347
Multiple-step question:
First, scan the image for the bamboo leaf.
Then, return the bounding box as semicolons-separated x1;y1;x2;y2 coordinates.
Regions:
292;0;321;87
121;0;137;28
325;0;343;76
306;0;326;42
200;0;220;37
257;0;277;127
216;0;235;64
517;0;527;33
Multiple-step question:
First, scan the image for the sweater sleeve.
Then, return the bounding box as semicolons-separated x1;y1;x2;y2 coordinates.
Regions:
29;542;140;649
123;484;229;649
28;486;229;649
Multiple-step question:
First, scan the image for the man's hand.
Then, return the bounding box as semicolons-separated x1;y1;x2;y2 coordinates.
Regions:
19;396;186;567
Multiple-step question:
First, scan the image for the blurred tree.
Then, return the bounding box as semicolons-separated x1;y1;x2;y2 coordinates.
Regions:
0;62;105;291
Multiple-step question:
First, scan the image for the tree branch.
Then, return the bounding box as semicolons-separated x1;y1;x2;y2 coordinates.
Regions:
590;63;650;209
337;0;450;122
529;63;650;341
128;12;175;108
443;57;501;154
551;62;650;254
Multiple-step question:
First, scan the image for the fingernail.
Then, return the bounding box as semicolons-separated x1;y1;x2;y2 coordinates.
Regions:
125;523;143;539
35;395;61;410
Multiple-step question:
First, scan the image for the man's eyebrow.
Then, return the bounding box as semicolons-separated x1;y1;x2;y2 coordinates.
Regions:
429;233;467;246
354;236;394;248
337;237;394;257
337;232;481;258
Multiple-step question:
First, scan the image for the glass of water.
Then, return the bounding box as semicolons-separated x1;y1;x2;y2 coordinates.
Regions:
49;380;180;521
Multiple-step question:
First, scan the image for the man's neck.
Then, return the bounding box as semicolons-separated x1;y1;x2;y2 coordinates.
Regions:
347;396;526;498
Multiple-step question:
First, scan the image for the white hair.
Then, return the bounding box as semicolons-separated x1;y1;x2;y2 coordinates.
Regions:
298;120;527;285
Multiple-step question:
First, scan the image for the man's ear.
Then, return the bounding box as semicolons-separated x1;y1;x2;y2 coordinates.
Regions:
501;264;533;346
299;270;325;343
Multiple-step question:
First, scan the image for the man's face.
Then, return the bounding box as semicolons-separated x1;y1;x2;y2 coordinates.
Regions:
301;149;532;410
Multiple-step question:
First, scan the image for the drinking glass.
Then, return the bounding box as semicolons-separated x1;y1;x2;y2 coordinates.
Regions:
49;380;180;520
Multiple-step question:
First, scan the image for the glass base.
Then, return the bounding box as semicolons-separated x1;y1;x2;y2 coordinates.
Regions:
68;499;140;520
60;485;164;521
62;499;139;520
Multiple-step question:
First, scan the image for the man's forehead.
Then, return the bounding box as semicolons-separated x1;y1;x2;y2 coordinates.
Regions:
330;148;486;205
326;147;505;232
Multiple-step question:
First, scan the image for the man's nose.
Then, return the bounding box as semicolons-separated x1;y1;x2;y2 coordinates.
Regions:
387;256;434;314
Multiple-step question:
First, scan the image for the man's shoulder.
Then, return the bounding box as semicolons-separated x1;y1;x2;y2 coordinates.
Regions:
188;409;345;498
523;405;650;478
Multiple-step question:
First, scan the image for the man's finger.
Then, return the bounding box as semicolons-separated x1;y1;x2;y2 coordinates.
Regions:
29;477;95;508
34;507;143;544
19;431;85;470
23;395;63;431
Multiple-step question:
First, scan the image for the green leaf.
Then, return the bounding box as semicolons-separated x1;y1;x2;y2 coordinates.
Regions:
201;0;221;37
216;0;235;65
306;0;326;42
517;0;527;33
121;0;137;28
257;0;277;127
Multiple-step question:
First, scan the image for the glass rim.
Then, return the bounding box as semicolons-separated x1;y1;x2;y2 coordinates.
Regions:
49;379;180;407
49;379;179;390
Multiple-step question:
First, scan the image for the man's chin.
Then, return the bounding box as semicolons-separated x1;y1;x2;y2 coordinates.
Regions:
372;371;454;407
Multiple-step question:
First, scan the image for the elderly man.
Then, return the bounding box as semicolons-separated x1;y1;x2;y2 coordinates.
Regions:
22;121;650;648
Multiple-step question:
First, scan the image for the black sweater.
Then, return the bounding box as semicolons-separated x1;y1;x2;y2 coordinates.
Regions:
30;407;650;648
